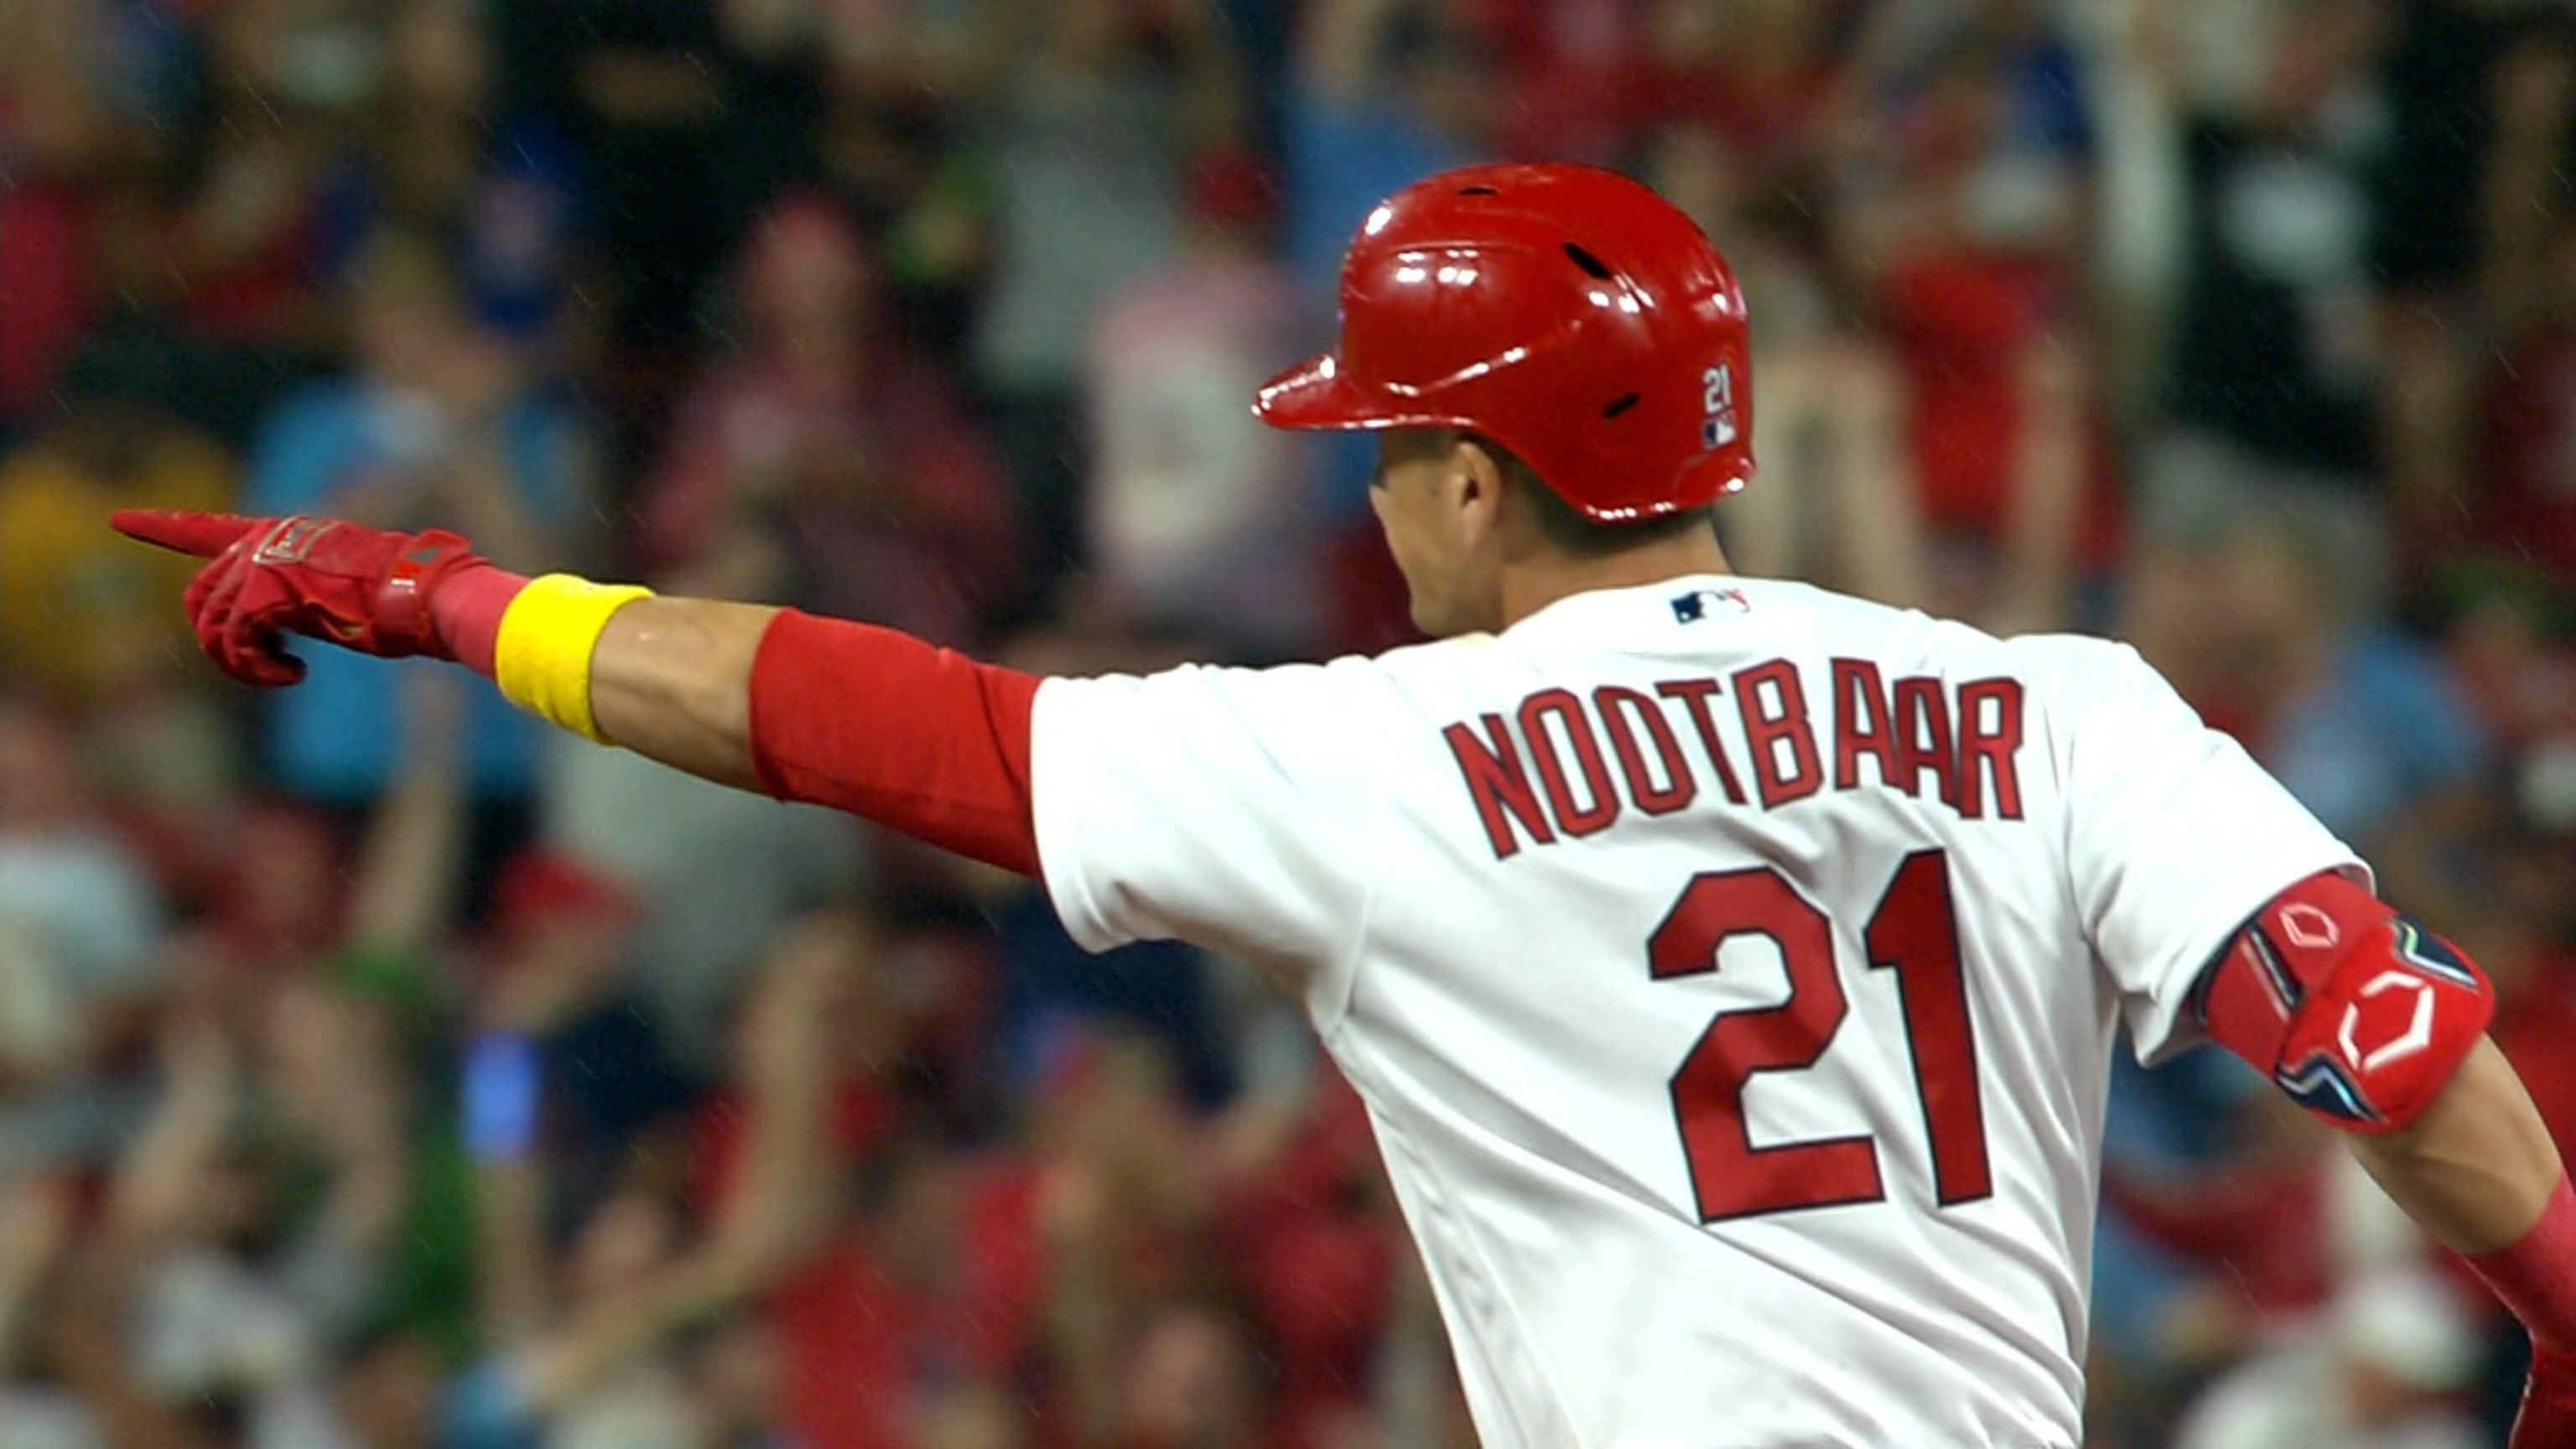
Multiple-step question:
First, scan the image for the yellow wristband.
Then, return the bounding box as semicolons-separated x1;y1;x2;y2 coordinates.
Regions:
491;574;654;743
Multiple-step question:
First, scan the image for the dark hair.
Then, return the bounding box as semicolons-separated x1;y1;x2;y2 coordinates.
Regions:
1384;428;1714;558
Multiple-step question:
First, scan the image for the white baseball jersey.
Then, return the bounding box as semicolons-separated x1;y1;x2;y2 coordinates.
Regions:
1031;574;2362;1449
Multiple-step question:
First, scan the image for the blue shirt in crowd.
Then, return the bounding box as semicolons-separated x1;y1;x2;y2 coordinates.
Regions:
246;384;585;802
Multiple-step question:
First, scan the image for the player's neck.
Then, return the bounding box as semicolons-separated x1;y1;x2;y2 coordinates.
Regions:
1497;530;1734;630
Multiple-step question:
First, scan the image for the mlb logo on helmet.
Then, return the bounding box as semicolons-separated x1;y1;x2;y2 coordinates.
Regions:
1701;364;1737;450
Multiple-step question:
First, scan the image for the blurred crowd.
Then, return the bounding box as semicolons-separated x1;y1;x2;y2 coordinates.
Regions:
8;0;2576;1446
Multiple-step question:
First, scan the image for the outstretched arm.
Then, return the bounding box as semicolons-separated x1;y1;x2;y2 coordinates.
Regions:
582;596;776;790
111;511;1043;874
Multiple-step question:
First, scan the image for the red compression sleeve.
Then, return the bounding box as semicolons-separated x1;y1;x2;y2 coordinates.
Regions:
745;609;1041;876
2472;1177;2576;1350
2475;1181;2576;1447
428;562;530;678
2512;1346;2576;1449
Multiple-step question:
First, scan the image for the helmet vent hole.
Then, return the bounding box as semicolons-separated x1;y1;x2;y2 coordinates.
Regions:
1602;392;1641;420
1563;243;1615;280
1456;184;1499;196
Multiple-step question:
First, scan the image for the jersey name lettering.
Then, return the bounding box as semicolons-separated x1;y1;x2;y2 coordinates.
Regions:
1441;662;2028;860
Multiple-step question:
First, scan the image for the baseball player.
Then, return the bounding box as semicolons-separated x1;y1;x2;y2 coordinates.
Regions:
117;164;2576;1447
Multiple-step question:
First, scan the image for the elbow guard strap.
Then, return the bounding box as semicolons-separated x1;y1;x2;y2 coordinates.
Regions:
2190;871;2496;1135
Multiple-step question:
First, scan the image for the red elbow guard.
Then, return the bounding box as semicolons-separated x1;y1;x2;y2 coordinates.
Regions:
2192;871;2496;1134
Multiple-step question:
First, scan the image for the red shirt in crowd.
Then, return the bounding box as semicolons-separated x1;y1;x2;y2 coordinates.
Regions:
1222;1073;1399;1448
769;1156;1048;1449
0;172;95;418
2100;1150;2331;1323
1881;252;2119;564
2492;950;2576;1160
1883;253;2055;537
2475;327;2576;584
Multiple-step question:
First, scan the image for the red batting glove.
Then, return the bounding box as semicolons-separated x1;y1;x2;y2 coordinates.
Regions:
2516;1342;2576;1448
111;512;487;687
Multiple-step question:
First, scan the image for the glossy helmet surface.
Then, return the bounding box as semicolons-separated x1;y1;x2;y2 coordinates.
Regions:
1254;162;1753;522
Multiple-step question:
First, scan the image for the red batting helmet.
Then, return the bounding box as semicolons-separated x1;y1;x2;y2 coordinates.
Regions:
1254;163;1753;522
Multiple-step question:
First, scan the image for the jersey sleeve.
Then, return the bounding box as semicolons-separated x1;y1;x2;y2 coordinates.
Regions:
1029;660;1386;1022
2042;640;2369;1062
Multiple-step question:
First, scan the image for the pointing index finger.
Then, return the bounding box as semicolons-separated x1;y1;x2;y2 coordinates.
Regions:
110;511;262;558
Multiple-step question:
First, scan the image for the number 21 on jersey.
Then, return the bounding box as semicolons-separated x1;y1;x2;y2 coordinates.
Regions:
1651;849;1992;1223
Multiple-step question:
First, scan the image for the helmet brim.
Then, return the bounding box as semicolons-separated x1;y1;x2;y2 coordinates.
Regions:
1253;352;1440;433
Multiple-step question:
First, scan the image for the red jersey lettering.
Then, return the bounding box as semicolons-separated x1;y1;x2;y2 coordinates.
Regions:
1597;685;1697;816
1522;688;1621;838
1832;658;1900;792
1735;660;1823;811
1957;678;2026;821
1444;714;1557;860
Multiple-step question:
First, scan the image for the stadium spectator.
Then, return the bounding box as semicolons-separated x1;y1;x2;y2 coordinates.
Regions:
1087;148;1320;658
641;194;1025;644
490;0;823;355
1635;0;1852;191
1280;0;1509;649
167;0;378;355
1475;0;1649;168
0;1166;85;1446
1835;0;2102;631
335;0;583;361
1218;1068;1401;1448
1285;0;1499;301
0;0;116;428
245;230;593;817
2174;1268;2489;1449
965;0;1243;593
1644;119;1928;610
0;699;164;1176
2139;0;2399;615
2181;513;2490;870
0;402;231;707
538;734;864;1077
2470;35;2576;592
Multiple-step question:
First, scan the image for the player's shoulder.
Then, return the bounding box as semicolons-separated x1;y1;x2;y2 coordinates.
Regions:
1986;630;2164;696
1914;626;2193;757
1037;649;1423;738
1761;586;2195;746
1754;582;2160;688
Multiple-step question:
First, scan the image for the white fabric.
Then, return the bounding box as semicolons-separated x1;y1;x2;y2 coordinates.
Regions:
1032;576;2362;1449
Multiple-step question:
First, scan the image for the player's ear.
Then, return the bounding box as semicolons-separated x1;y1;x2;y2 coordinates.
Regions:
1452;437;1506;532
